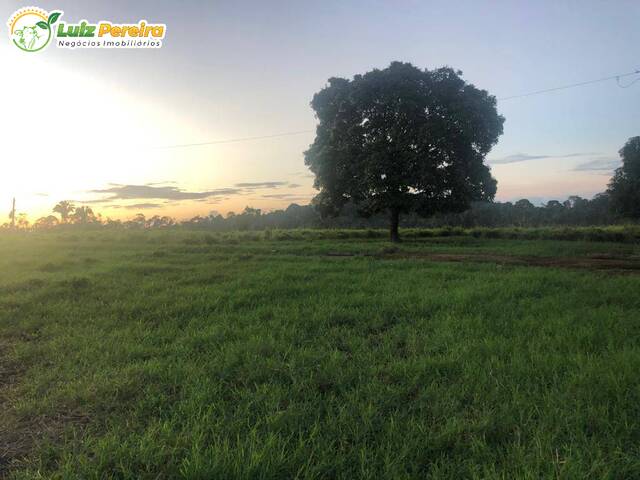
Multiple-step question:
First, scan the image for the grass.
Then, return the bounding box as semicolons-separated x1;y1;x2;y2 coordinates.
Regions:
1;229;640;478
184;224;640;243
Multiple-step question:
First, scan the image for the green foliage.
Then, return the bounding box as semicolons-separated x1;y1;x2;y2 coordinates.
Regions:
305;62;504;240
608;136;640;219
1;231;640;478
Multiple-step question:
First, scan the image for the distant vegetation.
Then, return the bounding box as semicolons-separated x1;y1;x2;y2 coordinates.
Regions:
608;136;640;218
0;193;634;233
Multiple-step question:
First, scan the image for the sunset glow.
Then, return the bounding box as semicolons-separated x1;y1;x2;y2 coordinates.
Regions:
2;1;638;223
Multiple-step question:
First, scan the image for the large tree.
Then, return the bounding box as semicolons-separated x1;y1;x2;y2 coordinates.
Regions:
305;62;504;241
608;136;640;219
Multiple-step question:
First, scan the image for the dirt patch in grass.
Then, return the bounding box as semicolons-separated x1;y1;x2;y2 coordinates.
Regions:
325;251;640;273
392;252;640;273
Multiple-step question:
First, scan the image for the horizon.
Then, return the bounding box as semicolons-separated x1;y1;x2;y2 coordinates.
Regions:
3;0;639;221
4;192;614;225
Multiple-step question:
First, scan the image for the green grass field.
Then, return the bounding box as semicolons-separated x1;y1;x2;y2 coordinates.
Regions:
2;229;640;479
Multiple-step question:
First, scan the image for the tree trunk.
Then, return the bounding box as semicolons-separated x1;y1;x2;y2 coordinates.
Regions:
390;208;400;242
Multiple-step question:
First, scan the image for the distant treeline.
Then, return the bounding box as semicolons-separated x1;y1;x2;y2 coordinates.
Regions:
4;192;635;231
182;194;622;230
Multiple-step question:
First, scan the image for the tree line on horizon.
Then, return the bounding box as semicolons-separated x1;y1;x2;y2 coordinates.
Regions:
0;190;634;232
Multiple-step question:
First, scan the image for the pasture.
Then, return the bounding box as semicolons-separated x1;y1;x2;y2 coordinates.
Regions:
1;229;640;478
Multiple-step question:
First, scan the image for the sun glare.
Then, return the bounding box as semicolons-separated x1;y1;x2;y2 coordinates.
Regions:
0;44;208;220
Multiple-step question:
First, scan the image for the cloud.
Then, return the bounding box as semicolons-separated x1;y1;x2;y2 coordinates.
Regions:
233;181;287;189
35;193;49;197
572;157;620;172
123;203;163;210
77;198;115;204
88;184;241;202
85;180;307;206
102;203;162;209
262;193;314;200
490;152;593;165
146;181;178;186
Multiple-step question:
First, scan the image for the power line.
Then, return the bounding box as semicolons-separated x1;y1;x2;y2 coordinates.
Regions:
498;69;640;100
155;129;313;149
154;68;640;149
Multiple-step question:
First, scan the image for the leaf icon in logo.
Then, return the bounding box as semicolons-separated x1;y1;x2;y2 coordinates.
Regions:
36;21;48;29
48;12;61;25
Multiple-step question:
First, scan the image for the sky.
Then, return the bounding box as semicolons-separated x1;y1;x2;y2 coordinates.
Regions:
2;0;639;221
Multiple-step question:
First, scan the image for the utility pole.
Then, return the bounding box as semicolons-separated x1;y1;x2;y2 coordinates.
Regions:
9;197;15;228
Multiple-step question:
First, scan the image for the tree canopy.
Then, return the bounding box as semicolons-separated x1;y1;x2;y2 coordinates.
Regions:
304;61;504;241
53;200;75;224
608;136;640;219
